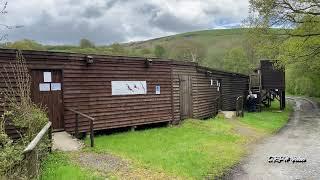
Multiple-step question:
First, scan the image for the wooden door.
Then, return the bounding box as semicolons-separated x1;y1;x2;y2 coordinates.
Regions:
179;75;193;119
31;70;64;130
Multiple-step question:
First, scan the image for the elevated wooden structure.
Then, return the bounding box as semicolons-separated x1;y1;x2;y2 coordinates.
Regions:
249;60;285;110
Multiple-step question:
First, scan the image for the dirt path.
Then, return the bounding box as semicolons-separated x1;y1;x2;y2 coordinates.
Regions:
226;97;320;179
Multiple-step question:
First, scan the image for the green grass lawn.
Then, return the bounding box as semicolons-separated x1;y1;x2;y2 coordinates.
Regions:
40;152;106;180
81;102;292;179
86;119;247;179
240;102;292;134
41;102;292;179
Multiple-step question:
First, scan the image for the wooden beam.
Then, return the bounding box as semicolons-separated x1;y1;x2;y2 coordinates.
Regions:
23;122;52;154
65;107;95;121
65;107;95;147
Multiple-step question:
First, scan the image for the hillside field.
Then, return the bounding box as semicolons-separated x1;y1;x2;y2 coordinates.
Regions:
3;28;249;71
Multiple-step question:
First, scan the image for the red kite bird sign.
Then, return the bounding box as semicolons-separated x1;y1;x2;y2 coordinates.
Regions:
112;81;147;95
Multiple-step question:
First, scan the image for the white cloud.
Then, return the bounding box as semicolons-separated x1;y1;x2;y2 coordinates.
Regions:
0;0;249;44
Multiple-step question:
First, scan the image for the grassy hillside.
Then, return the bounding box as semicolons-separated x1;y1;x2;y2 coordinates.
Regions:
3;28;250;71
124;28;249;68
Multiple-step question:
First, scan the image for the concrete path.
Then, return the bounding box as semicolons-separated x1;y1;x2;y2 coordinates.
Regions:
226;97;320;180
52;131;83;151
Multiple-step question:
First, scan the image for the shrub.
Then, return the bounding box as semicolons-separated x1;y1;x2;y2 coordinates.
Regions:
0;51;49;178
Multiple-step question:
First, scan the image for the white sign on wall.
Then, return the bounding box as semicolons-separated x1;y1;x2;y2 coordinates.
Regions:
112;81;147;95
156;85;160;94
39;83;50;91
51;83;61;91
43;72;52;82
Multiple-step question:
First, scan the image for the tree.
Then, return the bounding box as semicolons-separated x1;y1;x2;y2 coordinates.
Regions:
6;39;46;50
248;0;320;97
140;48;151;56
79;38;95;48
223;47;252;74
168;39;207;63
110;43;126;55
154;45;166;58
248;0;320;68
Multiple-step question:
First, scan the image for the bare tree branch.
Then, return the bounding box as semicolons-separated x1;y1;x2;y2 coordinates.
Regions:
0;1;7;14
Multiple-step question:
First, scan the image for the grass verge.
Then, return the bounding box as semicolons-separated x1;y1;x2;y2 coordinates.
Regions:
86;118;247;179
240;101;293;134
41;102;292;179
40;152;106;180
84;101;292;179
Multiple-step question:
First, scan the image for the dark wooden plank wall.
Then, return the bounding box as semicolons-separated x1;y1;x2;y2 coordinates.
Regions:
192;69;219;119
1;49;249;137
171;63;197;124
195;67;249;111
260;60;285;90
63;57;173;132
221;75;248;110
172;65;249;121
0;49;173;134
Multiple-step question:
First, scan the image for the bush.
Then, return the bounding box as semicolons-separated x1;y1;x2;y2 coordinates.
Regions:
286;65;320;97
0;51;50;178
79;38;95;48
0;131;25;179
6;39;46;51
154;45;166;58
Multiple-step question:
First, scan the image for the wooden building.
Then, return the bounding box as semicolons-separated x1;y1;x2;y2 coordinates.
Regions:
0;49;248;136
249;60;285;110
172;64;248;123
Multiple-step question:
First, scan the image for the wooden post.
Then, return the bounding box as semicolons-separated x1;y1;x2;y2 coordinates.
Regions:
90;119;94;147
65;108;94;147
280;90;285;110
25;150;38;179
48;126;52;152
75;113;79;138
23;122;52;178
282;90;286;109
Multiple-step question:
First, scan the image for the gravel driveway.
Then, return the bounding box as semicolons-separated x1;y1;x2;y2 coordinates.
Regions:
227;97;320;180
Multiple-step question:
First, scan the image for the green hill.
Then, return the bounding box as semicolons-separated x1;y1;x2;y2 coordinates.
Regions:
3;28;251;72
124;28;249;68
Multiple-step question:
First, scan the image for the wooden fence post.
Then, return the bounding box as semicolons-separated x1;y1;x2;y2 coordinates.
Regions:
65;108;95;147
23;122;52;179
90;119;94;147
75;113;79;138
48;126;52;152
25;149;38;179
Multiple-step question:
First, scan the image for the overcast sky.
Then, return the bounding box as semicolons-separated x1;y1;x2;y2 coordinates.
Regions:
1;0;249;45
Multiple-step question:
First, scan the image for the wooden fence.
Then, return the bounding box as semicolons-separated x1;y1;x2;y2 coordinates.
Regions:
22;122;52;179
65;107;95;147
